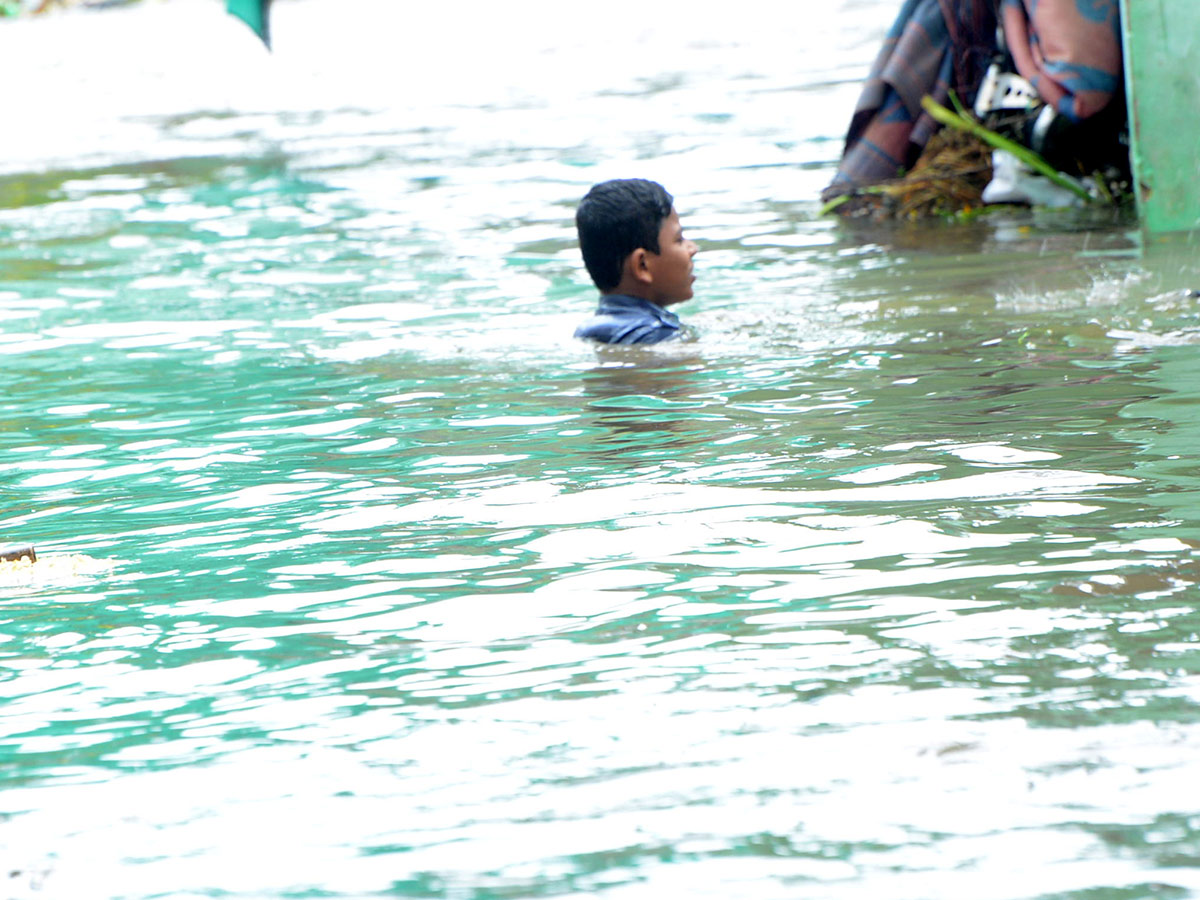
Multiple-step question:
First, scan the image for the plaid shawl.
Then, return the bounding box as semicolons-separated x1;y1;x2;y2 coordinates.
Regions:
824;0;997;199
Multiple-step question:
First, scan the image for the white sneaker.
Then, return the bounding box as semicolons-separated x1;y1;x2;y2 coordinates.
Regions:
981;149;1089;208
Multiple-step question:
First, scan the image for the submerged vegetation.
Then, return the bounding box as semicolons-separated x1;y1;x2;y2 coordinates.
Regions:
822;124;993;222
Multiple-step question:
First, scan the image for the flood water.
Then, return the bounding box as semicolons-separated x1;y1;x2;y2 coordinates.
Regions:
3;1;1200;897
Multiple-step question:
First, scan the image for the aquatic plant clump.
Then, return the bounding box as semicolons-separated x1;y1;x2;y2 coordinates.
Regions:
824;125;994;222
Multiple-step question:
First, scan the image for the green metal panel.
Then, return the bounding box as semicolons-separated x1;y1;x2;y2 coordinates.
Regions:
1120;0;1200;233
226;0;270;49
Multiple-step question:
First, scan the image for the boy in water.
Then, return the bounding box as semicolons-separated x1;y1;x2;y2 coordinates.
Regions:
573;178;698;345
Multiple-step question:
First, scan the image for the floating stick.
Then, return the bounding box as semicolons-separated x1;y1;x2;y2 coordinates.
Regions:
0;544;36;563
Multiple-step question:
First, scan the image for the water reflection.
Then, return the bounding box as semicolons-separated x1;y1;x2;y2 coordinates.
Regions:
580;356;711;452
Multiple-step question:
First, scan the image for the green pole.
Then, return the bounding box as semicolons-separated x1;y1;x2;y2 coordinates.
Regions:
1120;0;1200;233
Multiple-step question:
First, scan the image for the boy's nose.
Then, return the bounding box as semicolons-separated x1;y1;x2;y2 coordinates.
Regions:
687;240;698;256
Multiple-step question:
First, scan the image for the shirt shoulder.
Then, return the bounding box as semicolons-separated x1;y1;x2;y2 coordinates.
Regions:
574;295;682;345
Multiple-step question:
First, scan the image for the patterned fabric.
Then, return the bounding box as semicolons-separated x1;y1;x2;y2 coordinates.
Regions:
574;295;683;345
824;0;996;199
1000;0;1122;122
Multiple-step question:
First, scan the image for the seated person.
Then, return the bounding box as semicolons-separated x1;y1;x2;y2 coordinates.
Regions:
573;178;698;345
988;0;1125;174
823;0;997;201
823;0;1125;203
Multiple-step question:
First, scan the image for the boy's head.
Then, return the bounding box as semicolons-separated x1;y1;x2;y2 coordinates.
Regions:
576;178;697;306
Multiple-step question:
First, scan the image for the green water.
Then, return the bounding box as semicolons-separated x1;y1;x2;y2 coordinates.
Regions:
3;1;1200;898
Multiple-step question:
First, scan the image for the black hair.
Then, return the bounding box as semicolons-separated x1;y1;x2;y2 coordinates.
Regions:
575;179;674;292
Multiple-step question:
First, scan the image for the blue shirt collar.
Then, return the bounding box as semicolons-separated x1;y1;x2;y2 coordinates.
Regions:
595;294;680;326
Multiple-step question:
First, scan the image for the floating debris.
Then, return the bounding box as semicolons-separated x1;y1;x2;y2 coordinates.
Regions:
824;125;994;222
0;553;112;587
824;95;1130;223
0;543;36;563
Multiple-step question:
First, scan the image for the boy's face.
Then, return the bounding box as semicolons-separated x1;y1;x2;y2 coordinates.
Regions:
644;209;698;306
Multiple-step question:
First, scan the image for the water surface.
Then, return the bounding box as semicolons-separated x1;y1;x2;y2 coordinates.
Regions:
3;1;1200;898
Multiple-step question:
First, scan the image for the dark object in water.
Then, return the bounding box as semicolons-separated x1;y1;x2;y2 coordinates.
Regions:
0;544;36;563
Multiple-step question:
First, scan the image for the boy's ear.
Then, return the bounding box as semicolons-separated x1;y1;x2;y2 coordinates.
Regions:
629;248;653;285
